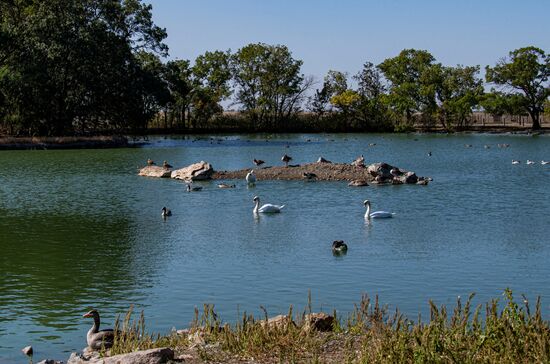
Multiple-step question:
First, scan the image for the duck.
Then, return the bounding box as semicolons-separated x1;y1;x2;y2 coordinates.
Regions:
332;240;348;255
303;172;317;181
526;160;535;165
163;160;173;169
512;160;520;165
147;159;155;166
281;154;292;167
351;155;365;167
253;196;284;213
217;183;236;188
363;200;394;219
245;170;256;184
427;151;432;157
542;161;549;165
161;207;172;217
186;184;203;192
83;310;115;350
253;159;265;167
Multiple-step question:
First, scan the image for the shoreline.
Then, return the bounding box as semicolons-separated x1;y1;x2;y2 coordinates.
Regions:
0;135;131;150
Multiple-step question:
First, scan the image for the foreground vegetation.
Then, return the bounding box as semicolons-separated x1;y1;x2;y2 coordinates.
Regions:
1;1;549;136
105;289;549;363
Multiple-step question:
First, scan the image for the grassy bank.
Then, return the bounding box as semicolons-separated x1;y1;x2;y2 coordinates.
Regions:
104;289;549;363
0;135;129;150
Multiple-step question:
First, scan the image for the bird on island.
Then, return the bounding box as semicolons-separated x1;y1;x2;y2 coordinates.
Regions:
161;207;172;217
363;200;394;220
317;157;331;163
282;154;292;167
512;160;520;165
352;155;365;167
83;310;115;350
542;161;550;165
217;183;236;188
332;240;348;255
253;159;265;167
253;196;284;213
162;160;173;169
246;170;256;184
147;158;155;166
186;183;203;192
526;160;535;165
303;172;317;181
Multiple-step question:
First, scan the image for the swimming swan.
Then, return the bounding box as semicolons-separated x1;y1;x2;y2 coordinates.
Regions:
253;196;284;213
364;200;394;219
246;170;256;184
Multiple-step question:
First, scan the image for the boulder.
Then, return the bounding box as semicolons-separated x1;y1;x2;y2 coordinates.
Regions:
302;313;334;332
138;166;172;178
68;348;174;364
260;314;295;329
37;360;63;364
366;163;393;179
348;180;369;187
171;161;213;181
403;171;418;184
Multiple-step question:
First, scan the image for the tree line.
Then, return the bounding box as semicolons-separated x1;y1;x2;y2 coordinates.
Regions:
1;0;549;136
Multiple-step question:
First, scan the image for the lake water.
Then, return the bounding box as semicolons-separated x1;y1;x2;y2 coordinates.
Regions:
1;133;550;362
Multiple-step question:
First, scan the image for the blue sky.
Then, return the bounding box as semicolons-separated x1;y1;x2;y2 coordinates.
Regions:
146;0;549;82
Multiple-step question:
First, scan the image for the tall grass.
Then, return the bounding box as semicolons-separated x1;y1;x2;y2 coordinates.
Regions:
107;290;550;363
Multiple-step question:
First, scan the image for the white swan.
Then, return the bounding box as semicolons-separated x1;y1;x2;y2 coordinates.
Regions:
253;196;284;213
246;170;256;184
542;161;550;165
363;200;394;219
526;160;535;165
512;160;520;165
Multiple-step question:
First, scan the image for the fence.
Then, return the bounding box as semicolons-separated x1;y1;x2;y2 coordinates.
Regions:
470;112;549;128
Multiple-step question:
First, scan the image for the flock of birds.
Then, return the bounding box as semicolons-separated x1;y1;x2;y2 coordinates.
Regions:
512;159;549;165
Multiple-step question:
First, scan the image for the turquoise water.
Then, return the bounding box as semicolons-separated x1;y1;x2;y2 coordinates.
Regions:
1;133;550;362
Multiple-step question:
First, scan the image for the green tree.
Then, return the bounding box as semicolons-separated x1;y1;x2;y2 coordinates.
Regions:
231;43;310;129
378;49;438;126
433;65;483;130
352;62;391;130
485;46;550;130
163;59;193;128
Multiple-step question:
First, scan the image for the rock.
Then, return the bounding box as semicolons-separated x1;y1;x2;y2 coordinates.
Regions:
68;348;174;364
302;313;334;332
261;314;295;329
171;161;213;181
37;360;63;364
366;162;393;179
403;171;418;184
22;345;33;356
138;165;172;178
348;180;369;187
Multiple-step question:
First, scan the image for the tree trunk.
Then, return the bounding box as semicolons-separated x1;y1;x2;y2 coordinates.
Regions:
529;110;541;130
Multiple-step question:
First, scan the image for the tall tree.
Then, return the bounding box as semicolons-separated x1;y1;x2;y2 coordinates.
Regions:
485;46;549;130
231;43;309;129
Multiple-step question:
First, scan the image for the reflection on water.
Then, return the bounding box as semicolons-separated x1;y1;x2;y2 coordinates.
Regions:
1;133;550;362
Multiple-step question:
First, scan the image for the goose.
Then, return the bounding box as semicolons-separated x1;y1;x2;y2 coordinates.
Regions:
253;196;284;213
161;207;172;217
427;151;432;157
352;155;365;167
363;200;394;219
303;172;317;181
83;310;115;350
253;159;265;167
512;160;520;165
542;161;549;165
217;183;236;188
245;170;256;184
282;154;292;167
163;160;173;169
526;160;535;165
186;184;202;192
147;158;155;166
332;240;348;255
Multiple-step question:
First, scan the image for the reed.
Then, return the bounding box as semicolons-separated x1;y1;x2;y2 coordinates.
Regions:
106;290;550;363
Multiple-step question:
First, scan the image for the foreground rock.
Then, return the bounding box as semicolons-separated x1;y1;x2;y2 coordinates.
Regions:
138;165;172;178
171;161;214;181
214;161;428;184
67;347;174;364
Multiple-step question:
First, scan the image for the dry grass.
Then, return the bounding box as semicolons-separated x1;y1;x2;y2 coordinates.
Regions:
106;289;550;363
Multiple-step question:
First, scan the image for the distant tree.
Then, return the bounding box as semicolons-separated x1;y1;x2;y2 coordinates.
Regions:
480;90;527;118
164;59;193;127
378;49;438;126
307;79;332;119
231;43;310;129
190;50;232;126
544;99;550;118
485;46;550;130
433;65;484;130
352;62;391;130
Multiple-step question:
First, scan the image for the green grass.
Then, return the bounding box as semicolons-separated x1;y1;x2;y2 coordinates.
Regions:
106;289;550;363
